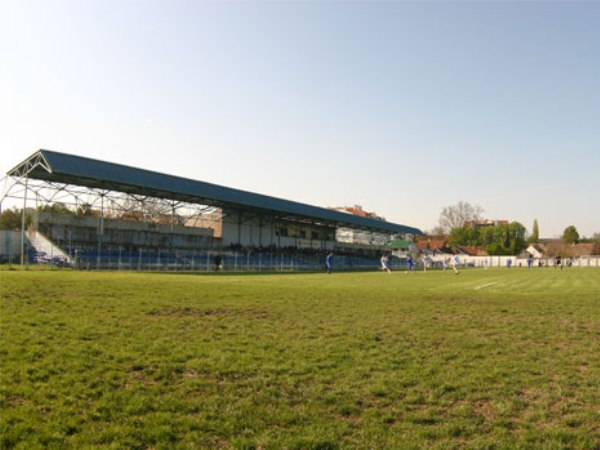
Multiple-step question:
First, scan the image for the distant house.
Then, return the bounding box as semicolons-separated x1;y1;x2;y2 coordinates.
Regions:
525;244;545;259
569;243;600;257
527;242;600;258
457;246;488;257
416;236;454;256
388;239;419;257
330;204;386;221
463;219;509;229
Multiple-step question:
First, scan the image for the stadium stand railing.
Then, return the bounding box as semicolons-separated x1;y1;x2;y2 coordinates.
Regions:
67;248;392;272
5;230;599;271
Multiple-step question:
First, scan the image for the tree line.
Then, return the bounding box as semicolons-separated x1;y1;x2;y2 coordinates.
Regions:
0;201;185;231
434;201;598;255
0;204;79;231
448;221;528;255
1;202;598;253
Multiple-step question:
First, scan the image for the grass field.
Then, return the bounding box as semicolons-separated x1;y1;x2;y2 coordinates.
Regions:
1;267;599;449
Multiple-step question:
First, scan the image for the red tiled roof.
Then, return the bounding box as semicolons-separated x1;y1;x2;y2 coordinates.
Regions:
538;242;600;257
345;207;369;218
331;206;385;221
458;246;488;256
416;237;448;251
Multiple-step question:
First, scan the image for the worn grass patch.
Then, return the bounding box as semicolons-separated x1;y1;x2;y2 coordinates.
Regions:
1;268;599;448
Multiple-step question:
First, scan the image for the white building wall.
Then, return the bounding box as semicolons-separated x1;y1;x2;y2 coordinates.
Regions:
221;217;334;250
0;230;24;259
336;227;389;246
429;255;600;268
221;219;279;247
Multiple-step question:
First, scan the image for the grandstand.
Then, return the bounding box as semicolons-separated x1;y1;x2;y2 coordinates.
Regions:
1;149;422;270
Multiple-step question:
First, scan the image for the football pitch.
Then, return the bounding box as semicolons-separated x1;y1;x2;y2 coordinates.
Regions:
1;268;599;449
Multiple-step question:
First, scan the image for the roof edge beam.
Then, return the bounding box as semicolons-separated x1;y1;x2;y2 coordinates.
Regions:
7;150;52;178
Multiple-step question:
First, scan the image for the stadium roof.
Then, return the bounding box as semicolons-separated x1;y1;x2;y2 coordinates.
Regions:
7;149;422;235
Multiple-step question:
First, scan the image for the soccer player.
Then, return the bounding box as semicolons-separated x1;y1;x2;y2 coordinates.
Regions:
453;254;460;274
422;255;429;272
407;255;414;273
326;252;334;274
380;253;392;273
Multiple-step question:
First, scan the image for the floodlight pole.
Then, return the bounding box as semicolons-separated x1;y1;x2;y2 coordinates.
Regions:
20;174;29;266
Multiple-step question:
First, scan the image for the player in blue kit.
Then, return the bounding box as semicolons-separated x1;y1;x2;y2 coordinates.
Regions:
326;252;334;274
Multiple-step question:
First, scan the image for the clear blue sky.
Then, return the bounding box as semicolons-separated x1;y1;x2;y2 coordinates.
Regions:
2;0;599;238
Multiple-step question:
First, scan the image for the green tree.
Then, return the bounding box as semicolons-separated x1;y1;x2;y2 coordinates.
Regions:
38;202;75;215
479;226;495;246
562;225;580;244
0;207;32;230
76;203;97;217
448;227;482;247
485;242;505;256
508;222;527;255
448;227;468;247
480;222;527;255
528;219;539;243
489;224;509;254
445;220;527;255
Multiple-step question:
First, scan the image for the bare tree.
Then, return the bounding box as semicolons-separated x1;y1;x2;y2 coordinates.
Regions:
437;201;484;234
427;225;446;236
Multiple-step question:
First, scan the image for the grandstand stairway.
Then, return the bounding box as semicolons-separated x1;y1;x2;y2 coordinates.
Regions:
28;231;72;263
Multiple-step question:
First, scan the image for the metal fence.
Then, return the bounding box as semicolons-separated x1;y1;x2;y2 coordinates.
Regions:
3;231;599;271
21;249;397;272
441;255;600;269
